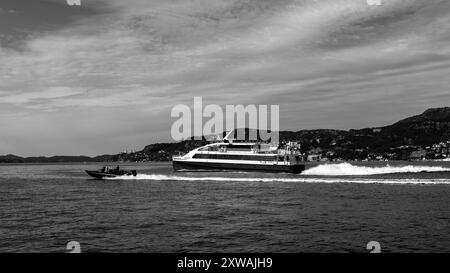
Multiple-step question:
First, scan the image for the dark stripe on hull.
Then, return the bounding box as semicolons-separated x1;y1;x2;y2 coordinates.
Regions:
85;170;137;179
85;170;117;179
173;160;305;174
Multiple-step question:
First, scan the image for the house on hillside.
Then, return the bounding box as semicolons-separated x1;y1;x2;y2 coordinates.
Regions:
307;154;322;162
410;148;427;161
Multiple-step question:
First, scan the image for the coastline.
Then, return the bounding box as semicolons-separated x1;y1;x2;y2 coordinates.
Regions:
2;160;450;166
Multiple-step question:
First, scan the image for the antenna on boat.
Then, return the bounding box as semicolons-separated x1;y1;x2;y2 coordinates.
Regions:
223;130;234;143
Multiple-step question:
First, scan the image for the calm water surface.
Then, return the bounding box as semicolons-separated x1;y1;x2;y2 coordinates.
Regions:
0;162;449;253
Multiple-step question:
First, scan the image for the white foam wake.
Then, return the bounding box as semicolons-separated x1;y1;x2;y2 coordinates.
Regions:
107;173;450;185
436;158;450;162
302;162;450;176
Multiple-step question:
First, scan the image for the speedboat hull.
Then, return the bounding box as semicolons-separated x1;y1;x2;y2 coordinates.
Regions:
85;170;137;180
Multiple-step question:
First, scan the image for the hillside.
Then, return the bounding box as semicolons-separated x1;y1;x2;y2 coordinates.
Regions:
107;107;450;162
0;154;113;164
2;107;450;163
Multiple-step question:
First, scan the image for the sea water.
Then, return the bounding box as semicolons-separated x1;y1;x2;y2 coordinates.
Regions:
0;161;449;252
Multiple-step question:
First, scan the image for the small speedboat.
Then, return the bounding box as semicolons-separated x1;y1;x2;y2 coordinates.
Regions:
85;166;137;179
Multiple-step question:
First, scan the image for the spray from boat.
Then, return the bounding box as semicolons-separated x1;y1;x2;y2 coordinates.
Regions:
301;162;450;176
105;173;450;185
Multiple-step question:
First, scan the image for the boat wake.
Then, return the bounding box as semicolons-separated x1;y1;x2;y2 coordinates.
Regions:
302;163;450;176
106;173;450;185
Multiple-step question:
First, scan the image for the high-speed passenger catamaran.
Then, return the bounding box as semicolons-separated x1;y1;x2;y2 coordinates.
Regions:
172;131;306;173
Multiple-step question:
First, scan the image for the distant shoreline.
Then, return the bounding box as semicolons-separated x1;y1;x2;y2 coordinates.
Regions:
1;160;450;165
2;107;450;164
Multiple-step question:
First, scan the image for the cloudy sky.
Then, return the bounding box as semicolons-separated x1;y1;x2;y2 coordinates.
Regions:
1;0;450;156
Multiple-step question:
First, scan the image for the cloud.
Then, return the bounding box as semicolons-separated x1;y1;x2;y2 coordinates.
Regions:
1;0;450;155
0;86;82;104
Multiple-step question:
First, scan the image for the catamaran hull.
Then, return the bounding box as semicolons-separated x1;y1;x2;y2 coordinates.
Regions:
172;160;305;174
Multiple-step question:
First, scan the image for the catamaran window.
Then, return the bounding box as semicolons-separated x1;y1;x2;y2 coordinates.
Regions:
193;154;277;161
227;145;253;151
